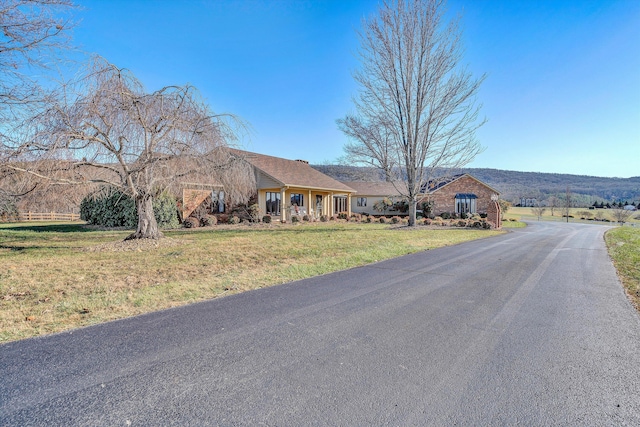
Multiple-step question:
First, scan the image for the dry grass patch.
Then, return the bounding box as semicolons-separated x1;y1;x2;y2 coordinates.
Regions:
1;221;501;342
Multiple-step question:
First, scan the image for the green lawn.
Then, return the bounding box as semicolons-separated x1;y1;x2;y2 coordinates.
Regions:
1;221;502;343
605;226;640;312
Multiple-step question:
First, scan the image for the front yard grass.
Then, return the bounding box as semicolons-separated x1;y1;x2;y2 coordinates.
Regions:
605;226;640;312
1;221;502;343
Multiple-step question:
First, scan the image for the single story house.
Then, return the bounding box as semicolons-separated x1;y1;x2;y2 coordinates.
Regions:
424;174;501;216
346;181;405;216
345;174;500;217
233;150;356;222
343;173;502;227
181;150;501;227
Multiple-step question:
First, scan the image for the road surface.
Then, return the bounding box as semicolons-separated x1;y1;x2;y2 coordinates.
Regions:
2;221;639;426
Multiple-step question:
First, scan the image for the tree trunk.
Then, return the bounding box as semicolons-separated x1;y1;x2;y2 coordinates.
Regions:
408;200;417;227
126;194;163;240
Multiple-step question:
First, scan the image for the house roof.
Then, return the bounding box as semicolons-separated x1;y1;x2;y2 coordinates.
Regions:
231;149;355;193
342;181;403;197
424;173;500;195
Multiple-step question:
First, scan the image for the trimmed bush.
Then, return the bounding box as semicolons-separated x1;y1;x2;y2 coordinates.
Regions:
216;214;229;224
262;215;272;224
423;218;432;225
200;215;217;227
183;217;200;228
80;187;179;229
440;212;450;220
232;202;261;223
80;187;136;228
320;215;328;222
228;215;241;224
153;191;180;229
291;215;300;223
391;216;400;224
457;220;467;227
379;217;387;223
337;212;348;220
302;214;310;222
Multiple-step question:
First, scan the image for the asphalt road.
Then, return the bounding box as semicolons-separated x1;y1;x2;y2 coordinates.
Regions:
2;221;639;426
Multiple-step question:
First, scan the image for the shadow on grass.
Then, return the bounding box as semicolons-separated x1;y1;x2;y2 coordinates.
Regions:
0;244;27;252
0;223;91;233
166;225;368;237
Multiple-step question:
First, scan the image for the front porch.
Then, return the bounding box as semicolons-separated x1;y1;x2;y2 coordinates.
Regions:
257;187;352;222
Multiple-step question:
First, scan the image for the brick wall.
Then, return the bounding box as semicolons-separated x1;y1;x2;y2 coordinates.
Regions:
428;175;497;215
487;200;502;229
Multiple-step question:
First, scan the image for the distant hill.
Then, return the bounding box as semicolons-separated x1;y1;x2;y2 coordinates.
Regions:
312;165;640;206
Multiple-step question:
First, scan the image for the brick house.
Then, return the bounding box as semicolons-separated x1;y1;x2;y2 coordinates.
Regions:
422;173;501;227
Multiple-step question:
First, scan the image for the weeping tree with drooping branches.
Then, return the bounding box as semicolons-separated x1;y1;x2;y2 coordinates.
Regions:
19;56;255;239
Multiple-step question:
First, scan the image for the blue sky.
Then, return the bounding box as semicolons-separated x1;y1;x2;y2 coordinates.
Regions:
72;0;639;178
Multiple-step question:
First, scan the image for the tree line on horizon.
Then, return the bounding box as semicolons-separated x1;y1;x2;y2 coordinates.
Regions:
312;164;640;208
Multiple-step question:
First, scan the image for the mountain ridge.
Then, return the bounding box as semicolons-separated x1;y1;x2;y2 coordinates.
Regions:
311;165;640;205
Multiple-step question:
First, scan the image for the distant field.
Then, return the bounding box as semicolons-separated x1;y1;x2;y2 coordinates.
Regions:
505;206;640;225
0;221;501;343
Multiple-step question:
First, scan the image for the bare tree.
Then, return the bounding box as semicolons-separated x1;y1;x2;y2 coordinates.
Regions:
611;207;632;224
338;117;395;182
0;0;75;117
1;0;76;210
18;57;255;239
531;206;546;221
562;186;573;222
498;199;511;221
338;0;485;226
548;195;558;216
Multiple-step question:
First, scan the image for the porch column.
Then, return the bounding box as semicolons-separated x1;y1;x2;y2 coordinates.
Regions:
308;189;312;217
257;190;265;217
329;192;334;217
280;187;287;223
347;193;352;217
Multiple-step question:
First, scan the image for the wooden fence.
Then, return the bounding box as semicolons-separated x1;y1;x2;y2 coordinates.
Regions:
16;212;81;222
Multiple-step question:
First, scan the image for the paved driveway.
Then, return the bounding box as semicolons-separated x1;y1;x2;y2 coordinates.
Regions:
2;221;639;426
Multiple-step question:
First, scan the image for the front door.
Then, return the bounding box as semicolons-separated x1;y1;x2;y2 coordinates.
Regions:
316;195;323;217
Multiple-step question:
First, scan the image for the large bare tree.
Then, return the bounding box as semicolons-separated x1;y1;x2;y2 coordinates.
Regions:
19;57;255;239
338;0;485;225
1;0;75;211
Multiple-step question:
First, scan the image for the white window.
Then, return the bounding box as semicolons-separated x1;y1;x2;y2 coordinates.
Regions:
334;196;347;213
